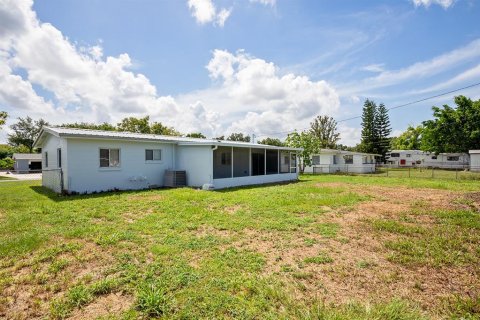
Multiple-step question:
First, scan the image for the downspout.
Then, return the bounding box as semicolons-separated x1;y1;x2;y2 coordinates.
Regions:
210;145;218;183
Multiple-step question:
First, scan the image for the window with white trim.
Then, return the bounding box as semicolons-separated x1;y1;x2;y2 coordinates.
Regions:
44;152;48;168
312;155;320;165
145;149;162;161
100;148;120;167
343;155;353;164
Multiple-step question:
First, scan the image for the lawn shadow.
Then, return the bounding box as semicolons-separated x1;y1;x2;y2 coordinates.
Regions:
29;185;171;202
215;179;307;193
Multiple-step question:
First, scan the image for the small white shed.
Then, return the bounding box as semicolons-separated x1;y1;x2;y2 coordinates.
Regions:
469;150;480;172
33;127;301;194
12;153;42;173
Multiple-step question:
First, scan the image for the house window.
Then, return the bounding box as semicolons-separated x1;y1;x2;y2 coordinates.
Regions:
343;155;353;164
100;148;120;167
431;155;437;160
447;156;459;161
390;153;400;157
145;149;161;161
312;155;320;165
406;154;411;158
221;152;231;165
333;155;337;164
290;153;297;173
44;152;48;168
57;148;62;168
362;156;368;164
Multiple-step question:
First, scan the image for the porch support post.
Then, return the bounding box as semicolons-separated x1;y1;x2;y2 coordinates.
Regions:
278;149;280;174
249;148;252;176
264;149;267;175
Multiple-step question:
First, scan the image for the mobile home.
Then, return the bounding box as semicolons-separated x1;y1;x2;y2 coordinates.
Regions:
385;150;469;169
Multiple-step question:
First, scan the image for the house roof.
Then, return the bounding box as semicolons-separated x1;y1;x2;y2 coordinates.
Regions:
34;127;302;151
469;150;480;154
317;148;381;156
12;153;42;160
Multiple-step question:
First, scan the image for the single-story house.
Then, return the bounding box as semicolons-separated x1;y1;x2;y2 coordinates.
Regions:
469;150;480;172
12;153;42;173
33;127;301;194
303;149;378;174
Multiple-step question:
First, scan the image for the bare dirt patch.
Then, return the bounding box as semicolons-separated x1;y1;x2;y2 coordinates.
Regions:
68;292;133;320
0;240;116;320
232;183;479;315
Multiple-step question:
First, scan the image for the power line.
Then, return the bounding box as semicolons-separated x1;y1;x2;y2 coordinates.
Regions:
255;81;480;139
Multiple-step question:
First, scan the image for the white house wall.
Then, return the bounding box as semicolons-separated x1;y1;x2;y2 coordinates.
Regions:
470;154;480;172
213;172;298;189
175;145;213;187
65;138;175;193
41;135;67;192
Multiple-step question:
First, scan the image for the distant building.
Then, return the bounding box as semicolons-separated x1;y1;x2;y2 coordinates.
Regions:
469;150;480;172
303;149;378;174
385;150;469;169
12;153;42;173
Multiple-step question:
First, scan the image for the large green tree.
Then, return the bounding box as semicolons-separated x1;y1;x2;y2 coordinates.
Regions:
61;122;116;131
309;115;340;149
390;125;423;150
8;117;48;152
0;111;7;129
376;103;392;160
117;116;151;134
150;122;181;136
359;99;391;160
227;133;251;142
422;95;480;153
257;137;284;147
285;130;320;173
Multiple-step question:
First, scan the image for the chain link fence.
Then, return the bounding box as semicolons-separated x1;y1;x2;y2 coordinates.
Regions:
42;168;63;193
309;165;480;180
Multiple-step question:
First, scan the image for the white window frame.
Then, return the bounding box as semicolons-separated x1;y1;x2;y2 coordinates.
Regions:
99;148;121;169
145;149;162;162
44;152;48;168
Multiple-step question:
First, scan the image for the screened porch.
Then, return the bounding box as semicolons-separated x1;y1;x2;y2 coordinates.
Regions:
213;146;297;180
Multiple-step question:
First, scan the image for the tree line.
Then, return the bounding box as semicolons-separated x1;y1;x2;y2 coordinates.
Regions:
1;94;478;170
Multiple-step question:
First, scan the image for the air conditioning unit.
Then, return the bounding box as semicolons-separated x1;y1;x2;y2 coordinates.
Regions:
164;170;186;187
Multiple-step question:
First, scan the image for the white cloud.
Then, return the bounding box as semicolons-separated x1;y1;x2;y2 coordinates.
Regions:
187;0;231;27
250;0;276;6
0;0;341;144
340;38;480;95
361;63;385;73
411;0;456;9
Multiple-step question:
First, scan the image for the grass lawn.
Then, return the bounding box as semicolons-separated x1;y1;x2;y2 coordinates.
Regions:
0;175;479;319
0;175;15;180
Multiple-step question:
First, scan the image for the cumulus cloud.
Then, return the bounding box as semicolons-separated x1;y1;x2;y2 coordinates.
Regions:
201;49;340;136
411;0;456;9
187;0;232;27
0;0;341;143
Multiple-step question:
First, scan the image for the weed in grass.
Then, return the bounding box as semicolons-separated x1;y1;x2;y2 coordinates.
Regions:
371;219;424;235
292;272;313;279
316;222;340;238
135;281;175;317
304;238;317;247
90;277;119;295
304;252;334;264
67;284;92;308
48;258;69;274
50;298;71;319
443;295;480;319
356;260;376;269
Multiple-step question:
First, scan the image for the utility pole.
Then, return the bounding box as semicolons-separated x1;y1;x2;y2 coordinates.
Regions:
251;134;256;143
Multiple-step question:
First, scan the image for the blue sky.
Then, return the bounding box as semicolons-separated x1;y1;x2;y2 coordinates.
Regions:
0;0;479;144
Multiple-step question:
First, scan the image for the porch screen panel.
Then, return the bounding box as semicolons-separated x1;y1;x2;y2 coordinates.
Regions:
233;147;249;177
266;149;278;174
213;146;232;179
280;151;290;173
251;148;265;176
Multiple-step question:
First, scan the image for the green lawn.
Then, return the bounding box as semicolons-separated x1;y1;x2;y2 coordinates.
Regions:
0;175;15;180
0;175;479;319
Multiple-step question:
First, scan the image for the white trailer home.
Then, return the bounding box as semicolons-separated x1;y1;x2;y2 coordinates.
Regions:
469;150;480;172
303;149;377;174
33;127;301;194
385;150;469;169
12;153;42;173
